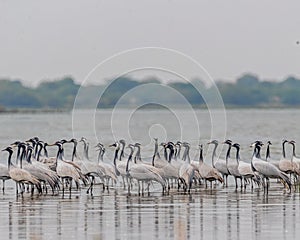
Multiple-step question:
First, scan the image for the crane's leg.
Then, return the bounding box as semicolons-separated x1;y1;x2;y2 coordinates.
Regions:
62;178;65;198
69;179;72;199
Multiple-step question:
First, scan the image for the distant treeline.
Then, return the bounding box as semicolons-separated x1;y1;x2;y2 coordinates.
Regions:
1;74;300;110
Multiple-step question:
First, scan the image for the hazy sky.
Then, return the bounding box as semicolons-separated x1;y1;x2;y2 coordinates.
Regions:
0;0;300;86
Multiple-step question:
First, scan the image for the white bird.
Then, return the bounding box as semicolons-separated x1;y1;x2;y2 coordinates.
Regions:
288;140;300;170
279;139;300;176
251;141;291;193
126;143;166;195
232;143;260;189
223;139;242;189
110;141;128;189
95;143;117;188
59;139;88;188
207;140;230;186
77;137;107;194
2;146;42;196
153;142;179;190
151;139;167;168
197;144;223;188
22;144;59;195
178;142;196;192
50;141;82;198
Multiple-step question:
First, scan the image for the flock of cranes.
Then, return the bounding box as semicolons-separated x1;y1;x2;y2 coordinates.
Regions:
0;137;300;198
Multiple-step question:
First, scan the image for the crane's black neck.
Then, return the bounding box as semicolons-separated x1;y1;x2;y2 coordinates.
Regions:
56;145;64;161
168;146;175;163
199;147;203;163
18;145;26;168
113;148;119;166
152;141;160;166
126;148;134;173
97;148;102;163
7;150;13;170
119;143;125;161
291;143;296;157
182;146;190;163
211;143;218;168
36;144;43;162
176;146;181;159
281;141;286;159
266;144;271;160
255;145;262;158
164;147;168;161
235;147;240;163
225;144;232;162
134;146;141;163
26;148;32;164
71;142;78;162
33;142;39;159
43;144;49;158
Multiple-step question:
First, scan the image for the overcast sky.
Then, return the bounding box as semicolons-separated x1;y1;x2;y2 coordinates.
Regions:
0;0;299;86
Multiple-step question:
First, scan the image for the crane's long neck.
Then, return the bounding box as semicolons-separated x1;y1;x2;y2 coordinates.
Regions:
266;144;271;161
134;146;141;163
33;142;39;159
56;146;64;161
292;143;296;157
282;142;286;159
235;147;240;164
113;148;119;166
19;145;26;168
97;148;102;163
154;140;159;158
83;142;89;160
43;145;49;158
255;145;262;158
225;144;231;164
164;147;168;161
182;147;187;161
152;142;160;166
71;142;78;162
27;149;32;164
169;147;175;163
7;151;13;170
183;146;191;163
36;144;43;162
211;143;218;167
199;148;203;163
100;149;105;161
119;143;125;161
16;145;21;166
60;146;65;160
176;146;181;159
126;149;134;173
251;146;257;172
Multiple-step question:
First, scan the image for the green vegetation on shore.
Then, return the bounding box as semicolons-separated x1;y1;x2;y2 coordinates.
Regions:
1;74;300;110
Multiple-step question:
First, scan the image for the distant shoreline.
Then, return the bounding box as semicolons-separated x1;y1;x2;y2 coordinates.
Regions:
1;105;300;114
0;108;68;114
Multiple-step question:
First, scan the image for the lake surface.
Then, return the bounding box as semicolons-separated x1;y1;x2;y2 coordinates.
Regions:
0;109;300;239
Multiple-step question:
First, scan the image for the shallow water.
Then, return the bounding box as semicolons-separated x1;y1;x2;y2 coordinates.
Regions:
0;109;300;239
